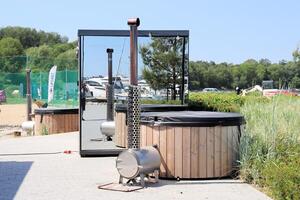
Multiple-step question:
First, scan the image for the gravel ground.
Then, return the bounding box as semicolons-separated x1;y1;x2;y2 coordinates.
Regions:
0;132;272;200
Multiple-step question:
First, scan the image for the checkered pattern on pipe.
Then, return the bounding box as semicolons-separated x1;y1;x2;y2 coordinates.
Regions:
127;85;141;149
106;84;114;121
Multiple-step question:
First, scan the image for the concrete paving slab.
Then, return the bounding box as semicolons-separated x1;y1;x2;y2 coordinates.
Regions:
0;132;272;200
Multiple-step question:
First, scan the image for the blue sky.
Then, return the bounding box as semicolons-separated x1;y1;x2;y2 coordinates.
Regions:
1;0;300;65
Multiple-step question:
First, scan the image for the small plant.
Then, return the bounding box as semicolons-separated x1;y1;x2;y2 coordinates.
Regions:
41;125;49;135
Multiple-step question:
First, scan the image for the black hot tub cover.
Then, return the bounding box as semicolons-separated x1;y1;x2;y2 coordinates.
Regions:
140;111;245;127
34;107;78;115
115;104;188;113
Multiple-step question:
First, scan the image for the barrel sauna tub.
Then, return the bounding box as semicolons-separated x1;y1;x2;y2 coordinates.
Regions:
140;111;245;179
115;104;187;148
34;108;79;135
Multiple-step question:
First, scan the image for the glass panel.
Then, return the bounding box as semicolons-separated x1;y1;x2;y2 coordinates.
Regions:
81;36;130;151
79;32;189;155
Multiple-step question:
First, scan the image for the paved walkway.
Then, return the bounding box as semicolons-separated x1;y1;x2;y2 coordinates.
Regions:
0;133;272;200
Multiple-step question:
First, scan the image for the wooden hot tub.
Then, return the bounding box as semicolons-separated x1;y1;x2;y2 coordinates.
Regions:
140;111;244;179
34;108;79;135
115;104;187;148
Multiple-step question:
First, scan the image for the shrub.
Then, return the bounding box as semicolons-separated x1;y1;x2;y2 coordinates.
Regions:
262;144;300;200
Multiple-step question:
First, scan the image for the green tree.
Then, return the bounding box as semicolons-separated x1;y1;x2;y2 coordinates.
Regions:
0;26;68;49
25;43;76;72
140;37;186;100
0;37;25;72
26;45;55;72
54;48;77;70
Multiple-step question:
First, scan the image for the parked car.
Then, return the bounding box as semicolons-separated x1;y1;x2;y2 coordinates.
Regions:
0;90;6;103
84;80;106;98
202;88;219;92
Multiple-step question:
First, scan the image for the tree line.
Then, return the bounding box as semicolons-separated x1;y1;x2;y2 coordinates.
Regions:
0;26;77;73
0;26;299;90
189;56;300;90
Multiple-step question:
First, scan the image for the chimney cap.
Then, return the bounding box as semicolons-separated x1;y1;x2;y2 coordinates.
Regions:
127;18;140;26
106;48;114;53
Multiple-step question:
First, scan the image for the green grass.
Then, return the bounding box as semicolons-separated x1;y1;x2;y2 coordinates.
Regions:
3;97;78;108
5;97;26;104
239;95;300;200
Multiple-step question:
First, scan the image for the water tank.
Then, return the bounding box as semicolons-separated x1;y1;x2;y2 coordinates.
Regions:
21;121;35;132
116;146;161;179
100;121;115;137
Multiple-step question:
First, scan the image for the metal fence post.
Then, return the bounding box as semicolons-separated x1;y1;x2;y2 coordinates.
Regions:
26;68;32;121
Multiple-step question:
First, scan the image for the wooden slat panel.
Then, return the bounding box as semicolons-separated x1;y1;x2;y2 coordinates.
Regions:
61;114;65;133
72;114;76;131
72;114;77;131
182;127;191;178
45;115;50;134
227;126;233;175
123;113;128;148
146;126;153;146
152;126;160;147
51;115;56;133
140;125;147;147
174;127;183;178
67;114;71;132
62;114;66;133
67;114;72;133
232;126;239;170
54;114;59;133
70;114;74;132
159;126;167;177
191;127;199;178
206;127;214;177
34;115;41;135
221;126;228;176
124;121;128;148
120;113;125;147
214;126;221;177
199;127;207;178
66;114;71;132
166;127;175;178
118;113;123;146
63;114;68;132
75;114;79;130
115;113;120;145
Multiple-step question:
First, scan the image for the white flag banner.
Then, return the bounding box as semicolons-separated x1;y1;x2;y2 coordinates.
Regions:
48;65;57;103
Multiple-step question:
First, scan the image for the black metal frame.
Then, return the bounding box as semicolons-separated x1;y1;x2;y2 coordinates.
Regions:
78;29;189;157
78;29;189;37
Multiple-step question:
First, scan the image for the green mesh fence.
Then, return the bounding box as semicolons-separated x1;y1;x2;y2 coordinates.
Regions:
0;56;78;107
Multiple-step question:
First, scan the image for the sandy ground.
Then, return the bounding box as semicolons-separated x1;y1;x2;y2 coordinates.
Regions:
0;104;39;137
0;104;32;126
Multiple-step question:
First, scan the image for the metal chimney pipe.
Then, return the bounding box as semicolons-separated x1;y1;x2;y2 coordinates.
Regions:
127;18;141;149
107;48;113;85
26;68;32;121
106;48;114;121
128;18;140;85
